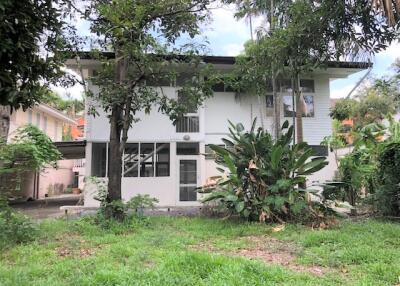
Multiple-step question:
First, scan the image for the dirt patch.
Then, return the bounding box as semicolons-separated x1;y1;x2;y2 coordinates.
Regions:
56;246;97;258
54;234;101;258
191;235;329;276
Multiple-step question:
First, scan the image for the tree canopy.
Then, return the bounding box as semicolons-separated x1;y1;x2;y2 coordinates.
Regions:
80;0;216;213
0;0;73;110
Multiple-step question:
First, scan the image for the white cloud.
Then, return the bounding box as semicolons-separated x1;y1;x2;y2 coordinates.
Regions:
376;40;400;61
222;43;244;56
330;84;355;99
204;4;250;40
51;69;84;100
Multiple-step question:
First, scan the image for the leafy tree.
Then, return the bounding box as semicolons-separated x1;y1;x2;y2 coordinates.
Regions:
40;89;85;114
331;84;396;131
202;120;329;223
224;0;292;138
83;0;215;218
0;125;62;198
330;98;357;121
0;0;73;140
226;0;398;144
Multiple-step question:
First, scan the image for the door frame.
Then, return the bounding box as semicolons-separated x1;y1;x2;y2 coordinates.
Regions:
176;155;200;203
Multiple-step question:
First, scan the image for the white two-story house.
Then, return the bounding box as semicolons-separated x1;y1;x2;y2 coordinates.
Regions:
66;54;370;207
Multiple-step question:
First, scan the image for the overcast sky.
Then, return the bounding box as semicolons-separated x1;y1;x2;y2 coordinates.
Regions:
54;4;400;100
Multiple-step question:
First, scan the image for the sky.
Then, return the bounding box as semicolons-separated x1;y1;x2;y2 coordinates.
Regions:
54;4;400;100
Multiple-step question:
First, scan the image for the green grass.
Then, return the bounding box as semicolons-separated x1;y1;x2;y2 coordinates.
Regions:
0;217;399;286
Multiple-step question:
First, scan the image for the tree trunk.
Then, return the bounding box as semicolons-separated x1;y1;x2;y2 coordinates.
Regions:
272;73;280;138
105;50;124;219
107;106;123;204
294;73;303;143
294;73;306;189
270;0;281;139
0;105;11;142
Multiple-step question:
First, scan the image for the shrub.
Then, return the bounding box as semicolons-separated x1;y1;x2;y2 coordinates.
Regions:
0;200;38;248
202;120;330;223
329;98;357;121
89;177;159;227
126;194;159;217
375;142;400;216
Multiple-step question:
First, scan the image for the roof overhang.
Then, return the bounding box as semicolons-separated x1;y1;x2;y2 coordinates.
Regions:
55;140;86;159
36;104;77;125
65;51;372;79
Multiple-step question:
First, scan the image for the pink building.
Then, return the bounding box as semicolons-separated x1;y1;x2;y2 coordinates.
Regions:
8;104;79;199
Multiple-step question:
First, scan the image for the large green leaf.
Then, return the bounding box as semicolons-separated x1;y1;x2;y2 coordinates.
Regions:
224;154;236;174
201;191;231;203
293;148;314;170
209;144;229;157
271;145;283;170
298;158;328;175
281;120;289;129
225;194;239;202
235;201;245;213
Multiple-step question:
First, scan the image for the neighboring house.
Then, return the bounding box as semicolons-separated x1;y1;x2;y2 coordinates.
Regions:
70;115;85;141
7;104;77;199
66;55;370;207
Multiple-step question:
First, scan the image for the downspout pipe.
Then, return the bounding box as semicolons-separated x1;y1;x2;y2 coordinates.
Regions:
345;64;373;99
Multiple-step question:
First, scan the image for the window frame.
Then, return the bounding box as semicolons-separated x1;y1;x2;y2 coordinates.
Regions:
91;142;108;178
122;142;171;178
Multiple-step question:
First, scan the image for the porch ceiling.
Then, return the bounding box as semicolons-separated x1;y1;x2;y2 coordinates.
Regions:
54;140;86;159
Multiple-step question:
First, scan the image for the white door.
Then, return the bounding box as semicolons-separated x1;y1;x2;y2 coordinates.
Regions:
177;156;200;202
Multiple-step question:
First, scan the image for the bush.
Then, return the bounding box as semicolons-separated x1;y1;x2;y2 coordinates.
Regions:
0;201;38;248
329;98;357;121
375;142;400;216
126;194;158;217
202;120;331;223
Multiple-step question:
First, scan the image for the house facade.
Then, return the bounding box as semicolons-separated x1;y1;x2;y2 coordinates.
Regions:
66;56;369;207
7;104;77;199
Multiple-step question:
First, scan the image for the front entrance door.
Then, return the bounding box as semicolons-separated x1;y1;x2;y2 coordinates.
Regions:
178;158;199;202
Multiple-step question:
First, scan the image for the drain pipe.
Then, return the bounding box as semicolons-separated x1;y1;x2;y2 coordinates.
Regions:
345;64;373;99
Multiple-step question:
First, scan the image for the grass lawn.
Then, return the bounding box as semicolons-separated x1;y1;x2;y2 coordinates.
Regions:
0;216;399;286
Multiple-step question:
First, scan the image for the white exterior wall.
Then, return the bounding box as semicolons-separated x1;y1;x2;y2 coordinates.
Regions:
204;75;331;145
84;75;336;207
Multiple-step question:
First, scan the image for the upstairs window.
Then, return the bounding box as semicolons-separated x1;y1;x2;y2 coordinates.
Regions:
36;113;41;128
176;89;199;133
43;116;47;133
176;116;199;133
266;79;315;93
28;110;33;124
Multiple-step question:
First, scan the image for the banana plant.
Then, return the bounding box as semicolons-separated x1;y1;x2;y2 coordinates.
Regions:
202;119;329;222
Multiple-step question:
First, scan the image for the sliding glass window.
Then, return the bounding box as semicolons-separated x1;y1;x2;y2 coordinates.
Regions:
123;143;139;177
156;143;170;177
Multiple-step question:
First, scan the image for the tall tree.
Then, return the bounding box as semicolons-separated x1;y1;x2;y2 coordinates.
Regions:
0;0;72;141
84;0;215;217
223;0;289;138
227;0;398;143
372;0;400;26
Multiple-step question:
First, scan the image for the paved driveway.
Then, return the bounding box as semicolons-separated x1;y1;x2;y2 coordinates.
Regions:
11;195;81;220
